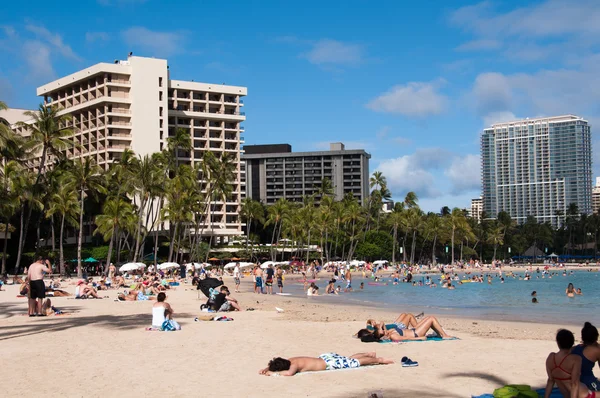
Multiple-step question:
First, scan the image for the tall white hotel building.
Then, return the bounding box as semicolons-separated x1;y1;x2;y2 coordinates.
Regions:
14;54;247;240
481;115;592;227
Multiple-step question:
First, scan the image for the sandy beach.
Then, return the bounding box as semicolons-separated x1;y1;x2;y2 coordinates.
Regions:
0;273;582;398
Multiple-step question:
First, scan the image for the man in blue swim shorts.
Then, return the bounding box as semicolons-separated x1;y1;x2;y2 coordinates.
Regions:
259;352;394;376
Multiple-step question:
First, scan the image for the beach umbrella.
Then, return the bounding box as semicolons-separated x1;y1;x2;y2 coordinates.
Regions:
208;257;219;261
231;257;240;261
224;261;255;269
119;262;146;272
187;262;207;270
83;257;99;263
158;262;180;270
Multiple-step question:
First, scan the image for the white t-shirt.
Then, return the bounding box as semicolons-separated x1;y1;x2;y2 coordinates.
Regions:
233;266;240;278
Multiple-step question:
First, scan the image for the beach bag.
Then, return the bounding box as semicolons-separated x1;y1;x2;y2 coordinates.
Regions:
161;319;181;331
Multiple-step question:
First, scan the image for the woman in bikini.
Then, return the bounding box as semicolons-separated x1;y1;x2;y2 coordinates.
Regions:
358;315;452;342
544;329;595;398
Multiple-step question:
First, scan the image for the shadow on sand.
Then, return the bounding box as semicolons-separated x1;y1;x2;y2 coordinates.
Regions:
443;371;509;386
332;387;465;398
0;305;196;341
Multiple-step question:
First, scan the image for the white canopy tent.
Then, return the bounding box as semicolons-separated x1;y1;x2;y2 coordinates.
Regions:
223;262;255;270
119;262;146;272
260;261;289;269
158;262;179;270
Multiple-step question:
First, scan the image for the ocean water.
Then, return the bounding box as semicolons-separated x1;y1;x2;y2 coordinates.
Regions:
284;270;600;324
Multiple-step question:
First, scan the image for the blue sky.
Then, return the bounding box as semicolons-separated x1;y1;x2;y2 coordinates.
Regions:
2;0;600;212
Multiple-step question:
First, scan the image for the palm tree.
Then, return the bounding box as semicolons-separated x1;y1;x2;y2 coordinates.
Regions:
70;158;106;277
447;207;467;264
369;171;386;192
95;198;135;269
265;198;290;260
405;207;423;264
240;198;265;261
424;213;444;265
132;155;162;261
0;160;21;273
487;224;504;260
387;207;403;264
14;104;74;270
46;182;79;275
403;191;418;209
166;127;192;173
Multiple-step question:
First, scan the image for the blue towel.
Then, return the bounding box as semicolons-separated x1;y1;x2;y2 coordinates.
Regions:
378;336;459;343
471;387;562;398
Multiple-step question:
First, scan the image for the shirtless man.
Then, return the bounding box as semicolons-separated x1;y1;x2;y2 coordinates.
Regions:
275;267;284;294
27;257;51;316
259;352;393;376
344;269;352;292
254;266;264;294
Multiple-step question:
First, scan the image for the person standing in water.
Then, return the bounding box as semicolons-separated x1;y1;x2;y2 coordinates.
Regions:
566;283;575;298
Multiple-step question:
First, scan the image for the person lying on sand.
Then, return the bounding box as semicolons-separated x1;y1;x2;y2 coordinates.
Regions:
117;290;156;301
357;316;452;342
366;312;425;331
544;329;593;398
259;352;394;376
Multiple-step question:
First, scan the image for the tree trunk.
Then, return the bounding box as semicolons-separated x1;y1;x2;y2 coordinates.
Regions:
133;192;146;262
390;225;397;264
493;244;498;261
59;215;65;275
410;230;417;264
15;205;25;274
451;227;455;264
168;222;178;262
50;215;56;252
77;188;85;278
1;219;8;275
432;235;437;265
270;219;278;261
402;230;409;262
306;229;311;264
105;226;115;272
153;226;160;266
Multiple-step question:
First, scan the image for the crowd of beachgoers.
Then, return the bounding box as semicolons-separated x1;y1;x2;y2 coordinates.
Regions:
1;256;598;397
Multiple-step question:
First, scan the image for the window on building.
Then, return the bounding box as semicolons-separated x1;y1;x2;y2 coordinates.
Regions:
159;91;163;101
159;107;163;117
159;77;163;87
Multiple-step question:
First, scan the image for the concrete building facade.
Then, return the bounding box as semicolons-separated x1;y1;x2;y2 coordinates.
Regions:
470;197;483;222
242;142;370;205
14;54;247;239
592;177;600;215
481;115;592;227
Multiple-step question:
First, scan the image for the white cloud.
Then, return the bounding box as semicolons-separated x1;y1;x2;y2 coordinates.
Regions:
472;72;512;116
444;154;481;194
456;39;501;51
376;148;481;201
85;31;110;43
22;40;54;79
25;24;80;61
303;39;363;66
450;1;600;62
366;80;447;117
122;27;185;57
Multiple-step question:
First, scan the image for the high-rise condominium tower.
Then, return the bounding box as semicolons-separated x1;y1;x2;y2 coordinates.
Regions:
481;115;592;227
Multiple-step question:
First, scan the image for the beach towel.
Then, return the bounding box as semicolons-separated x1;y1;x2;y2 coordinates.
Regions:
471;386;562;398
378;336;459;344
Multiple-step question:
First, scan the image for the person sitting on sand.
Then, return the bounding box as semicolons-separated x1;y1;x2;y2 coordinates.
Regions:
259;352;394;376
152;292;174;328
41;298;65;316
357;316;452;342
544;329;593;398
19;278;29;296
567;283;576;298
113;275;126;288
212;286;243;312
572;322;600;392
75;280;102;299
